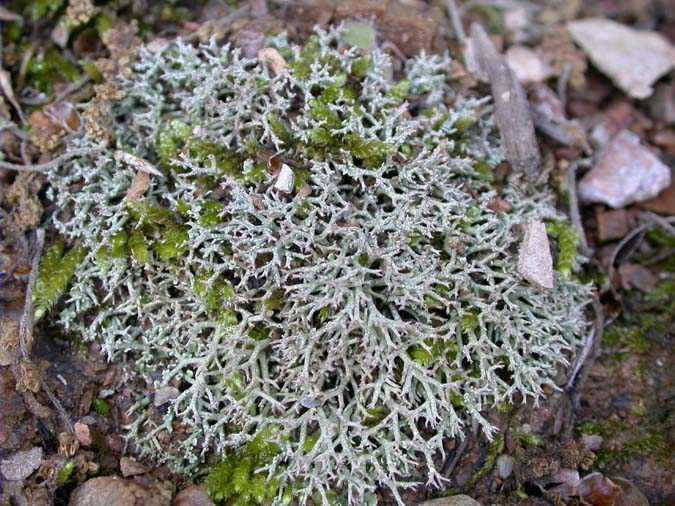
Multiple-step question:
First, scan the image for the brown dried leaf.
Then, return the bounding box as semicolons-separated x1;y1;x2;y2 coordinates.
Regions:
125;171;151;201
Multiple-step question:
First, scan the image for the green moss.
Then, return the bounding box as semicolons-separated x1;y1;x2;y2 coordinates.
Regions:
466;434;504;487
26;48;80;94
27;0;64;21
55;460;76;486
155;225;188;262
199;200;225;228
128;230;151;264
34;241;86;321
387;79;411;105
204;427;290;505
93;398;111;417
344;133;393;168
289;35;321;80
157;120;192;169
194;271;235;315
546;221;580;279
351;56;372;79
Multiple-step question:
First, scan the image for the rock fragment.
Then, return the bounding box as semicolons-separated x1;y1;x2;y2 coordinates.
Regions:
119;456;146;477
518;221;555;289
172;485;215;506
640;169;675;215
595;208;632;242
154;386;180;407
579;130;671;208
418;496;483;506
0;447;43;481
568;18;675;99
69;476;171;506
74;421;92;447
505;46;553;83
274;164;295;193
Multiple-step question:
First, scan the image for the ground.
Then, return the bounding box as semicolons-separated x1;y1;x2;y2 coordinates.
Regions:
0;1;673;505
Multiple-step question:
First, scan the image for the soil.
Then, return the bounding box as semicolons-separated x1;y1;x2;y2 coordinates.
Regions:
0;1;673;505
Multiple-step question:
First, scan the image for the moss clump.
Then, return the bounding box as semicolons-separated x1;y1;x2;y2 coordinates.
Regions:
44;26;591;504
34;241;86;321
205;429;291;506
546;221;580;279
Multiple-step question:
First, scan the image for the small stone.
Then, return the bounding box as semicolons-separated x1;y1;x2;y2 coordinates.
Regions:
172;485;215;506
578;473;621;506
154;386;180;407
518;221;554;289
618;263;657;292
120;456;146;477
69;476;171;506
257;47;287;75
640;169;675;215
505;46;553;83
0;446;43;481
418;496;483;506
74;422;93;447
579;130;671;208
612;477;650;506
568;18;675;99
581;434;604;451
595;208;631;242
274;164;295;193
496;454;514;479
341;21;377;51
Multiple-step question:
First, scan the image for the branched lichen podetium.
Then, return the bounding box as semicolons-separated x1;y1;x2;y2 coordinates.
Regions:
43;27;591;505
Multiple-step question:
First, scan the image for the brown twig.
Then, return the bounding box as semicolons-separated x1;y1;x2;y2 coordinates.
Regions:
445;0;466;42
19;229;44;359
0;147;99;173
470;23;541;181
566;159;593;257
565;295;604;396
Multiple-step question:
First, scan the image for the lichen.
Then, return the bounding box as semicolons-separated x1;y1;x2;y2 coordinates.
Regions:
43;27;591;504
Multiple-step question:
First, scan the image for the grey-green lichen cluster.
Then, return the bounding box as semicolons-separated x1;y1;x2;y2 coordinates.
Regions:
43;26;591;504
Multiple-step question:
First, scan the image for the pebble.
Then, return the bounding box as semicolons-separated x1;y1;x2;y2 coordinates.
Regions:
505;46;553;83
274;164;295;193
418;496;483;506
581;434;604;451
568;18;675;99
172;485;215;506
74;422;93;447
517;221;554;289
69;476;172;506
0;446;43;481
496;454;514;479
120;456;147;477
579;130;671;208
154;386;180;407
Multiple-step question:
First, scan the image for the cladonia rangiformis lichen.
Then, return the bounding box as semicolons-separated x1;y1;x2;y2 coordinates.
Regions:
43;26;591;505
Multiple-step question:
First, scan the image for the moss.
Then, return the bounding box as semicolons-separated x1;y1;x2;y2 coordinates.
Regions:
34;241;86;321
387;79;411;105
27;0;64;21
56;460;76;486
344;133;393;168
154;225;188;262
546;221;580;279
199;200;225;228
26;48;80;94
194;271;235;315
93;398;111;417
351;56;372;79
204;427;290;505
466;434;505;487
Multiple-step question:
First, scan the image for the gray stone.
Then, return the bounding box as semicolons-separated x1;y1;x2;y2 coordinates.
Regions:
518;221;554;289
579;130;671;208
154;386;180;407
505;46;553;83
418;496;483;506
0;446;43;481
496;454;514;479
568;18;675;99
